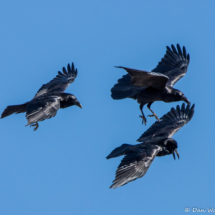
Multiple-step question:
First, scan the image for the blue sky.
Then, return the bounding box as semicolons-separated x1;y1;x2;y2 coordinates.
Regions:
0;0;214;214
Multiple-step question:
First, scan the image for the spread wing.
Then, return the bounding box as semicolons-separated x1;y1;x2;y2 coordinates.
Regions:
25;97;60;125
34;62;78;98
110;145;161;189
137;103;195;142
152;44;190;87
115;66;169;89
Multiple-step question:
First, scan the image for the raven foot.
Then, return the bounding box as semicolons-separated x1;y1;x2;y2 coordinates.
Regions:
30;122;39;131
147;113;160;121
139;115;147;125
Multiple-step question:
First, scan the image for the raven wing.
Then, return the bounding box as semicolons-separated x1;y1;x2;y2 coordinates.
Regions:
111;74;146;100
137;103;195;142
115;66;169;90
34;62;78;98
152;44;190;87
110;145;161;189
25;97;60;126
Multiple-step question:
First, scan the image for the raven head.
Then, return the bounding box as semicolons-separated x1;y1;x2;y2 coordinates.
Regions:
60;94;82;109
68;95;82;109
173;89;190;105
163;138;179;160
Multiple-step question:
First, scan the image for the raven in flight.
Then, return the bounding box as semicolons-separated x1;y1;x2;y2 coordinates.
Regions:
111;44;190;125
1;62;82;131
107;103;194;189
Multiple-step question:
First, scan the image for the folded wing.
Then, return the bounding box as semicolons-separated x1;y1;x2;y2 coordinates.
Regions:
152;44;190;87
110;145;161;189
137;103;195;142
34;62;78;98
111;74;145;100
25;97;60;126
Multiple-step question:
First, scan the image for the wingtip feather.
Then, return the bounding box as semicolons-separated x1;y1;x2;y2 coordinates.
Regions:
171;44;177;54
183;46;187;58
177;44;183;55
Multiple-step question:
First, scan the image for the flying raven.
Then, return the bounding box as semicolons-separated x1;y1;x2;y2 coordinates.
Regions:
107;103;194;189
111;44;190;125
1;62;82;131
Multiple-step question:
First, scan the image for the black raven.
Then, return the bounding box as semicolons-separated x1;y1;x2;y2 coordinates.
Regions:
1;62;82;131
111;44;190;125
107;103;194;189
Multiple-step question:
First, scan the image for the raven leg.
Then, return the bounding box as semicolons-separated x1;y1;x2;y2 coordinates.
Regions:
139;104;147;125
30;122;39;131
147;102;160;121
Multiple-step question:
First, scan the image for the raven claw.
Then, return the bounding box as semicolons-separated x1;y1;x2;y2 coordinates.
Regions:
30;122;39;131
147;113;160;121
139;115;147;125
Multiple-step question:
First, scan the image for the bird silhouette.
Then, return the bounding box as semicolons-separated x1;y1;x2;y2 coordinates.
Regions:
1;62;82;131
111;44;190;125
107;103;194;189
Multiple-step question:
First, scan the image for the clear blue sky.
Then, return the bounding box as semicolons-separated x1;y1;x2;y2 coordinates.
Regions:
0;0;214;214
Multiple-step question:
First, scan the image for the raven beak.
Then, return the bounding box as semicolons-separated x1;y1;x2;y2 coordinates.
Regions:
76;101;82;109
172;151;176;160
182;96;190;105
175;149;180;159
172;149;180;160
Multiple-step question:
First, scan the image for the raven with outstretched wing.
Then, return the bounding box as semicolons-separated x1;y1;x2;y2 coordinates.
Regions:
1;62;82;131
111;44;190;125
107;103;194;189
